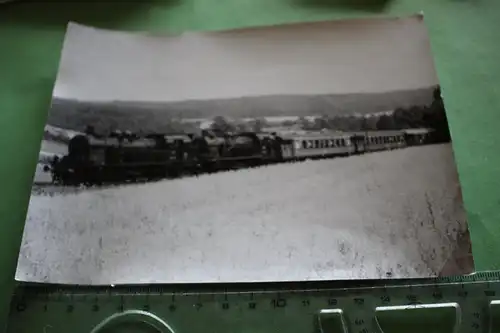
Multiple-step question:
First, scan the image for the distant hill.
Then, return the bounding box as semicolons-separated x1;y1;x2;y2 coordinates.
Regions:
46;87;436;133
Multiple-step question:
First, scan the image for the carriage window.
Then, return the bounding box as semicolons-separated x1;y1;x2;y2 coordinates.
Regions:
340;139;345;146
302;141;308;149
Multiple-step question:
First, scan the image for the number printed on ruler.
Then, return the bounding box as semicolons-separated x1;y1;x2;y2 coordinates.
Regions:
7;274;500;333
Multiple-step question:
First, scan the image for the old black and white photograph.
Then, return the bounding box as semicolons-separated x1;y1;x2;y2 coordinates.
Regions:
18;15;474;284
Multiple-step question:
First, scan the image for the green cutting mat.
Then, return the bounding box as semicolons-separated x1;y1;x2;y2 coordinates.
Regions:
1;0;500;328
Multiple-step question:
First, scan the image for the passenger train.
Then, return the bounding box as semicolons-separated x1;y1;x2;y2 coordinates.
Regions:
43;128;435;186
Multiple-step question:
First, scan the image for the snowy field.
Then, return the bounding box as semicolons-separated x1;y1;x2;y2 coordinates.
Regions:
17;143;472;284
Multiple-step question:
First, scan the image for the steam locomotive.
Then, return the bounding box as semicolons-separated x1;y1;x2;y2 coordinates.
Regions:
43;128;435;186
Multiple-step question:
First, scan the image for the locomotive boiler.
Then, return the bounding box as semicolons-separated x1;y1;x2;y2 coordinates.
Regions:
46;130;285;185
47;133;194;185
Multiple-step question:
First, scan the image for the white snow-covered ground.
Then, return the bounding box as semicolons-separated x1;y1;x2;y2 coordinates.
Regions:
17;143;473;284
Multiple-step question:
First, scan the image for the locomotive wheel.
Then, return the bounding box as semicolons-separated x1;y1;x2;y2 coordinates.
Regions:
166;166;181;178
202;161;217;174
248;159;262;168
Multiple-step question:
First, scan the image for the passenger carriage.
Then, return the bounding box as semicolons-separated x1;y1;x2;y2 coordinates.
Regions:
351;130;406;153
402;128;435;146
284;132;356;159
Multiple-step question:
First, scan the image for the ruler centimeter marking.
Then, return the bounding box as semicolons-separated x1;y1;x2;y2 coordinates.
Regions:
7;272;500;333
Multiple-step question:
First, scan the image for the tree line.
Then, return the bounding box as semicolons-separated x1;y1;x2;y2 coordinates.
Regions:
46;87;450;143
210;87;451;142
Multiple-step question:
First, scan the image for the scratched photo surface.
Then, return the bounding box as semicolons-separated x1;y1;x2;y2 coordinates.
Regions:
18;15;474;284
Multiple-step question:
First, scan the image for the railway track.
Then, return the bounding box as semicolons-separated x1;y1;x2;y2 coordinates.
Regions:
32;160;280;195
32;146;414;196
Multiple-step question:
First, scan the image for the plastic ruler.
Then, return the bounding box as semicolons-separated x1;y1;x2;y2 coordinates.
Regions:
7;272;500;333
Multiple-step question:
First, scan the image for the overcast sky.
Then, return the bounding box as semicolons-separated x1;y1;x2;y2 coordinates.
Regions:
53;15;439;103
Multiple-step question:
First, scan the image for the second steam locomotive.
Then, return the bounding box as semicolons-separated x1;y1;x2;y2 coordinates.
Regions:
43;128;435;186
